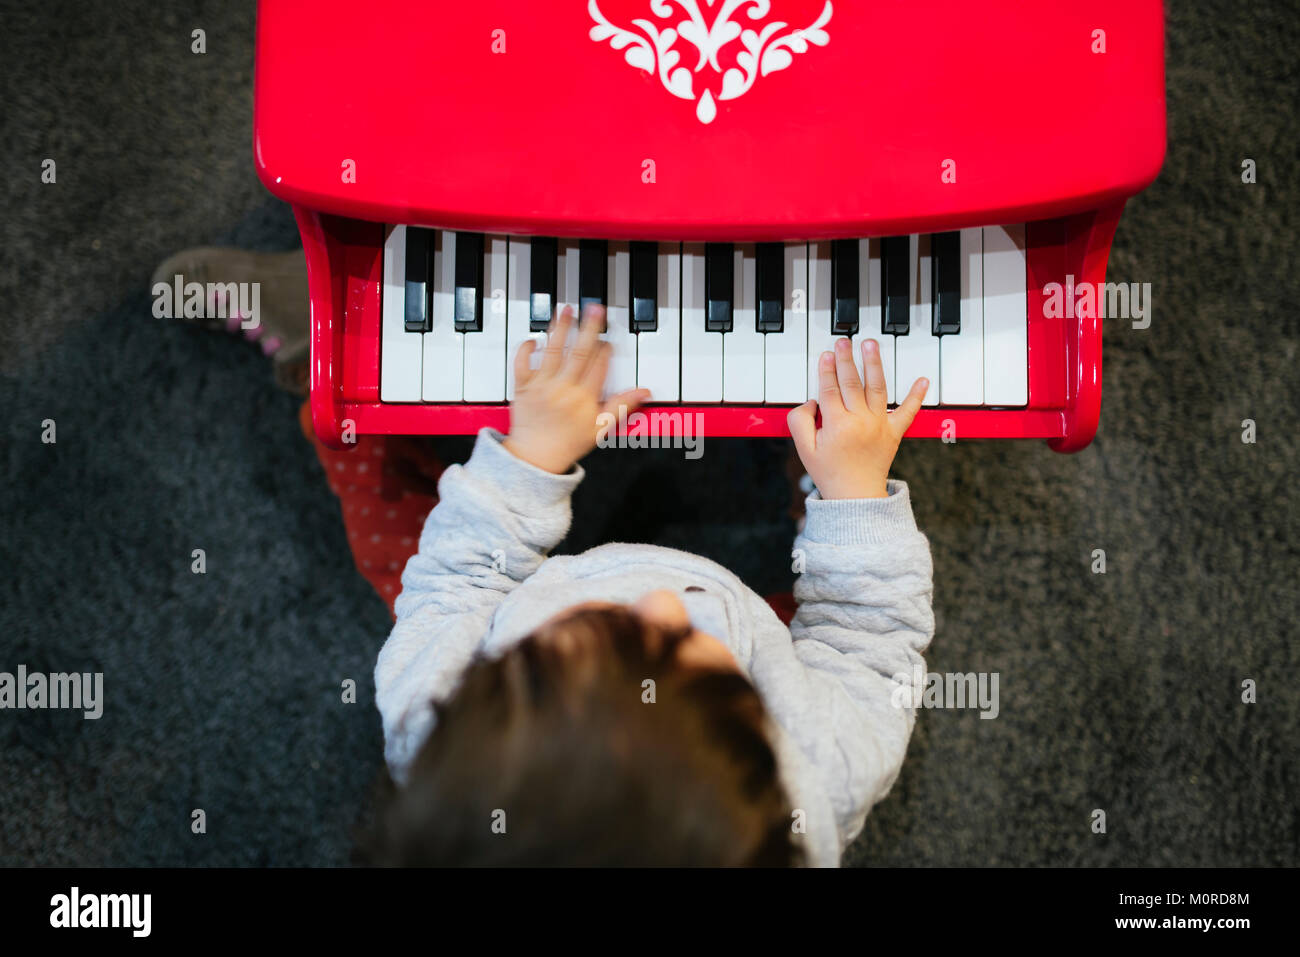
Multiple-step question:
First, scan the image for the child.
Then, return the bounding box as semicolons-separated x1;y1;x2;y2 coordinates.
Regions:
370;305;934;867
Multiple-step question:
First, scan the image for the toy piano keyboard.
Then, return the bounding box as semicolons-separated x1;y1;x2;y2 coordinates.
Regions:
253;0;1166;451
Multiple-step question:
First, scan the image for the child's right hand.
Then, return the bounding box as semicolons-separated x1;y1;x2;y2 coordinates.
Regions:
787;338;927;499
504;305;651;474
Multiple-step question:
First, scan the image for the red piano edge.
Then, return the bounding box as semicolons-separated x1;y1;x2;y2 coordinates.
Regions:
299;205;1126;454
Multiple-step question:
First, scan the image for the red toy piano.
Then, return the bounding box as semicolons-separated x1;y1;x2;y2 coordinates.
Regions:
253;0;1165;452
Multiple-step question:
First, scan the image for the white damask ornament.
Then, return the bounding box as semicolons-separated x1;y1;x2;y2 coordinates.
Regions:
589;0;833;124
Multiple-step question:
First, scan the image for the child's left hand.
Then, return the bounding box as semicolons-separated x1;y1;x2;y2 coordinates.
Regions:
504;305;651;474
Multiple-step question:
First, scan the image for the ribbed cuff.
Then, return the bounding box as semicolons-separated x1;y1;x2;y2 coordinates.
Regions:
801;479;919;545
465;428;585;506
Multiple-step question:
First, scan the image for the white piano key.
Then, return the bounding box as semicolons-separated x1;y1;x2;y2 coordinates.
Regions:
763;243;809;404
723;243;764;402
557;238;580;318
603;241;638;395
505;237;546;399
939;227;984;405
806;240;839;400
982;224;1029;406
679;242;721;402
859;237;893;404
550;238;584;356
462;234;508;402
380;225;423;402
893;234;940;406
422;230;464;402
637;242;681;401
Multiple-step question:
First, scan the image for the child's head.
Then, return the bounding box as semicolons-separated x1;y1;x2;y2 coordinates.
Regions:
370;591;800;866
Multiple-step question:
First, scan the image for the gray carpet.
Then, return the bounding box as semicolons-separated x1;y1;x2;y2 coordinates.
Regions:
1;1;1296;866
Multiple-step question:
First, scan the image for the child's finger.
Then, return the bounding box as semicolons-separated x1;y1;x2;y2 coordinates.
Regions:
889;377;930;437
566;305;606;381
603;388;652;418
834;338;866;413
580;340;611;395
513;339;539;390
541;306;575;376
861;339;888;415
816;351;846;417
787;400;818;458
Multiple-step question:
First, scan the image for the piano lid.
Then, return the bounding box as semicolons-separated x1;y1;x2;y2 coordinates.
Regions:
253;0;1166;241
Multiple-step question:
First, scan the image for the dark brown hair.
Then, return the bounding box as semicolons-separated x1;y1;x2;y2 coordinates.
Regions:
365;605;800;866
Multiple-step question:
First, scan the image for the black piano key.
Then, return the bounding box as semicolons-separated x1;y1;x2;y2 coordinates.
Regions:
756;242;784;333
705;242;734;333
630;241;658;332
931;230;961;335
453;231;484;333
881;235;910;335
831;239;859;336
403;227;432;333
529;236;557;331
578;239;608;315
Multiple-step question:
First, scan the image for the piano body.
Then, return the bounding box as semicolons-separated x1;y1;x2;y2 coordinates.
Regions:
253;0;1165;452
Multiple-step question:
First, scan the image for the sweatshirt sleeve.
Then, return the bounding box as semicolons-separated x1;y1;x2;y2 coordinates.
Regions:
787;479;935;845
374;428;583;779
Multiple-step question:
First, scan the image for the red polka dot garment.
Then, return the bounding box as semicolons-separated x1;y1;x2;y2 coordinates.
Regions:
300;402;442;617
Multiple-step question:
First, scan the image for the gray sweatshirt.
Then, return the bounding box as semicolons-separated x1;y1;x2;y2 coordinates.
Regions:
374;429;934;867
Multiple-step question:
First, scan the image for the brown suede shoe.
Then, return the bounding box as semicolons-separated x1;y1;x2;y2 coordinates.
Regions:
151;247;310;395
